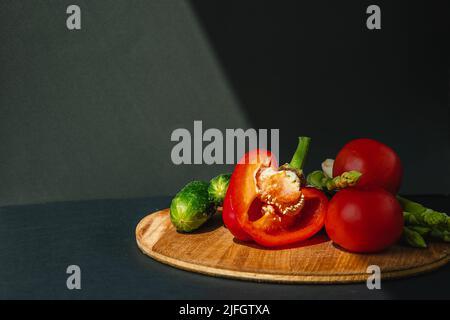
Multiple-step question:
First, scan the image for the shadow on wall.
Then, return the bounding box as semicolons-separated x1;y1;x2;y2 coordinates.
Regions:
0;1;251;206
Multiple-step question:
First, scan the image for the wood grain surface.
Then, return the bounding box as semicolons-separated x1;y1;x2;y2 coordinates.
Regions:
136;209;450;284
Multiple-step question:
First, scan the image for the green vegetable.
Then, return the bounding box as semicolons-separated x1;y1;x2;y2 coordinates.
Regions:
307;170;327;189
408;225;431;237
398;196;450;247
430;228;450;242
289;136;311;170
398;196;449;229
170;181;215;232
403;226;427;248
208;173;231;207
307;170;362;191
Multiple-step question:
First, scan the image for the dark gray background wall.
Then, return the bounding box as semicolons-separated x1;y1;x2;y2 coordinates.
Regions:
0;0;448;206
0;0;249;206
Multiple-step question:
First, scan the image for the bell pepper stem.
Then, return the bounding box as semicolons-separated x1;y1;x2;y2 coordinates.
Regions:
289;136;311;170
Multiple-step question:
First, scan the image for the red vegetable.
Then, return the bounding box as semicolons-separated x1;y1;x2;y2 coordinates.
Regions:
325;187;404;253
333;138;403;194
223;146;328;247
223;149;275;242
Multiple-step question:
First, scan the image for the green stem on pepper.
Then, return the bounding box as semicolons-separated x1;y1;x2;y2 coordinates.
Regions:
289;136;311;171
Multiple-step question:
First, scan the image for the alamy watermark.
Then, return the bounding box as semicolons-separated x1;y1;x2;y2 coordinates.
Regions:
66;5;81;30
170;121;279;165
366;5;381;30
366;265;381;289
66;265;81;290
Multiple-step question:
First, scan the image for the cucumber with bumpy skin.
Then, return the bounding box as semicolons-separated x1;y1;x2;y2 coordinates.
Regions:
208;173;231;207
170;181;215;232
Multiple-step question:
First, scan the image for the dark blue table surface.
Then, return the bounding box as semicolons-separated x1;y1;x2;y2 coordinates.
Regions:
0;195;449;299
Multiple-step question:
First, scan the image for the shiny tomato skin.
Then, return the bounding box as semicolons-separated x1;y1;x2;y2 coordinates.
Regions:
325;188;403;253
333;138;403;194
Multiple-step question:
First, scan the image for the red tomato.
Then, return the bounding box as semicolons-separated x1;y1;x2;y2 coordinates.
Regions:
333;138;403;194
325;188;403;253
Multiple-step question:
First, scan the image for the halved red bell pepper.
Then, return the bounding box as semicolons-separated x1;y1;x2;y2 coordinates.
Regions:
223;149;277;242
223;138;328;247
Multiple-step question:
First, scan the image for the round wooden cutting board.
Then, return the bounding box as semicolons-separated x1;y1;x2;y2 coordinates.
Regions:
135;209;450;284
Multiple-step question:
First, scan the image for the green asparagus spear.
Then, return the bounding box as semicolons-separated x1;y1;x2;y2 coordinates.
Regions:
398;196;449;229
307;170;362;191
306;170;328;189
408;225;431;237
430;228;450;242
403;226;427;248
399;196;450;247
